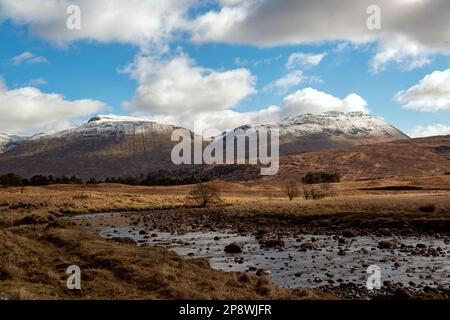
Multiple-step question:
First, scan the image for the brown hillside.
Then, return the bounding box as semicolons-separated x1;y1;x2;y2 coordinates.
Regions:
274;135;450;182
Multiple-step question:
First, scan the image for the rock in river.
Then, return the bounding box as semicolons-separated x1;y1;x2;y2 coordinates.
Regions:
378;241;397;250
342;229;358;238
256;269;271;276
224;242;245;253
259;239;285;249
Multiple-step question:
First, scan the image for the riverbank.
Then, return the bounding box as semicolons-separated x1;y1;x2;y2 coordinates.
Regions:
0;179;449;300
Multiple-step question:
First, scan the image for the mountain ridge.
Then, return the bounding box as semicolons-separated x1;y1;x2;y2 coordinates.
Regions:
0;112;415;179
222;111;409;155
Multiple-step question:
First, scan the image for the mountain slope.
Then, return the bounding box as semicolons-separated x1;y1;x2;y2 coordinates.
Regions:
0;115;193;179
0;112;413;180
274;135;450;182
229;111;409;155
0;134;27;153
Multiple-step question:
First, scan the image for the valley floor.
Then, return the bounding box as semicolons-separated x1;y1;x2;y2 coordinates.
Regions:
0;176;449;300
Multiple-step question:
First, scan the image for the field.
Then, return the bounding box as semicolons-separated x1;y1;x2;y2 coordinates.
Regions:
0;175;449;300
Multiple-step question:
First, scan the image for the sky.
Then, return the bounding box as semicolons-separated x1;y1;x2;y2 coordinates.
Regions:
0;0;449;137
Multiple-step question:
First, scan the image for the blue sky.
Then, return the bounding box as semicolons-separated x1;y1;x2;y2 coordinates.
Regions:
0;0;449;137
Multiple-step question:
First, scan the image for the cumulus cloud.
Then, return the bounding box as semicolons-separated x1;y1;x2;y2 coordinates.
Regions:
264;71;322;93
279;88;369;118
286;52;327;69
0;81;105;135
264;70;305;93
3;0;449;71
395;69;450;112
121;48;367;132
0;0;195;49
149;106;282;134
191;0;450;71
11;51;49;65
123;54;369;133
409;124;450;138
124;53;256;116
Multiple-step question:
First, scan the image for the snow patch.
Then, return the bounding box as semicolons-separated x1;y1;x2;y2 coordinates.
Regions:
228;111;407;139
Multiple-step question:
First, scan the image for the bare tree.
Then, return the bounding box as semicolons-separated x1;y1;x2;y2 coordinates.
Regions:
286;181;299;201
186;183;222;208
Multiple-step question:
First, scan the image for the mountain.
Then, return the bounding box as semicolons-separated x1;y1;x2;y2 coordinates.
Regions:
0;112;411;180
227;111;409;155
0;115;194;179
274;135;450;182
0;134;27;153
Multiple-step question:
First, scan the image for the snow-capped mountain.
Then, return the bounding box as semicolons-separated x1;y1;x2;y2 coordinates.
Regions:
31;115;180;140
232;111;407;139
0;115;194;179
0;112;409;179
226;111;409;155
0;133;27;153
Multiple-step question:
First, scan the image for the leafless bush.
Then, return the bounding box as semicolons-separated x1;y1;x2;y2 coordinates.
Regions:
286;181;299;201
186;183;222;208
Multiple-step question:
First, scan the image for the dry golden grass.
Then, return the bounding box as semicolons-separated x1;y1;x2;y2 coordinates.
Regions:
0;176;448;300
0;223;329;300
1;174;449;212
0;183;336;300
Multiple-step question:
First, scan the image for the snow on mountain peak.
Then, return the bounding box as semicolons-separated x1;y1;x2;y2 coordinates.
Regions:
0;133;27;153
87;114;150;123
234;111;408;139
38;114;176;140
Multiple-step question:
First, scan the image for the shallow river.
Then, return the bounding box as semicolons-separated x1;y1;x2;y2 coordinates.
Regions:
70;213;450;291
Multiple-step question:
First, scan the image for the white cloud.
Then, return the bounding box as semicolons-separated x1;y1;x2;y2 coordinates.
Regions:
191;0;450;71
0;81;105;135
395;69;450;112
409;124;450;138
122;50;367;131
279;88;369;117
182;88;368;131
11;51;49;65
286;52;327;69
126;73;368;132
3;0;450;72
0;0;195;49
150;106;282;134
124;53;256;116
370;37;431;73
264;70;305;93
264;70;322;93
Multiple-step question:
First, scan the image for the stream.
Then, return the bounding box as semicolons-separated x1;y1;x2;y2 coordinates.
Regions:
68;212;450;294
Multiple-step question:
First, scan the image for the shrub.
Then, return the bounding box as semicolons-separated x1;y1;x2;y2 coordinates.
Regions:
0;173;23;187
285;181;299;201
302;171;340;184
86;178;100;185
419;205;436;213
0;173;84;187
29;175;50;186
186;183;222;208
